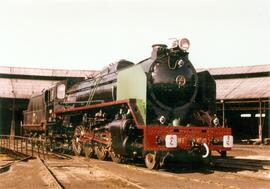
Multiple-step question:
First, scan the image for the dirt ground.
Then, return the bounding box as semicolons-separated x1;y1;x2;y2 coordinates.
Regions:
0;159;56;189
0;145;269;189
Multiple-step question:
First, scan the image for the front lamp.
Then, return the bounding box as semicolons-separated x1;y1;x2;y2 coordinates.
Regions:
179;38;190;51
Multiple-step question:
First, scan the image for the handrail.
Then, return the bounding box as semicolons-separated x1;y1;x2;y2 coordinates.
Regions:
0;135;48;160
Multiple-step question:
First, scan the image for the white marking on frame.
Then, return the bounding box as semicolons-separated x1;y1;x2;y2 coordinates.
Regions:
223;135;233;148
165;135;177;148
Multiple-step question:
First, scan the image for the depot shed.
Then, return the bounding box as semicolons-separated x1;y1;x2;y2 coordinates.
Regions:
0;66;97;135
206;65;270;143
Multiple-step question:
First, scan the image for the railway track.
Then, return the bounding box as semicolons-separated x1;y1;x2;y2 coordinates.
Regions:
76;157;270;189
76;157;147;189
38;157;64;189
212;157;270;171
1;151;269;189
37;154;147;189
2;136;269;188
45;153;270;188
3;136;268;173
0;155;32;174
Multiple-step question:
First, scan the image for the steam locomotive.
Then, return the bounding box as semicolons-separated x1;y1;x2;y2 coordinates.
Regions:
22;38;233;169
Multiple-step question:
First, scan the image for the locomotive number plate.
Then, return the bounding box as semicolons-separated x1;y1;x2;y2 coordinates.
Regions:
223;135;233;148
165;135;177;148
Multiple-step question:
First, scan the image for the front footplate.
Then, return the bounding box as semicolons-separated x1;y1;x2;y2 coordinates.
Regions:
143;126;233;153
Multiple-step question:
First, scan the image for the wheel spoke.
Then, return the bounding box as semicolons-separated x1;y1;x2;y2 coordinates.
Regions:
84;143;94;159
95;145;108;160
72;138;82;156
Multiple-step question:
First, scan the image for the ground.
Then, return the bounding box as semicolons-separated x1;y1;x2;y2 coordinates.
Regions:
0;145;269;189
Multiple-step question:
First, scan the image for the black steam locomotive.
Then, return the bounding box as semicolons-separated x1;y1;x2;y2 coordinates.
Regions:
22;38;233;169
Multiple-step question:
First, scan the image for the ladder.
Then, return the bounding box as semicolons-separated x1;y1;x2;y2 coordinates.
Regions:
87;76;102;105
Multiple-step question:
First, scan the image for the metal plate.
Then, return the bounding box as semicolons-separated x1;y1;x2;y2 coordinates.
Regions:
223;135;233;148
165;135;177;148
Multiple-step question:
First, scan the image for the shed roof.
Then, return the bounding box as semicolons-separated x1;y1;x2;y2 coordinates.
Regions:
0;66;98;99
216;77;270;100
0;78;57;99
0;66;98;78
197;64;270;100
198;64;270;76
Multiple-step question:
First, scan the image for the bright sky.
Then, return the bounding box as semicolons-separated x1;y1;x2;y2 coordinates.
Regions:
0;0;269;71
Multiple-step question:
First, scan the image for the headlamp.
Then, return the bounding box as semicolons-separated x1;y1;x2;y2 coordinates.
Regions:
179;38;190;51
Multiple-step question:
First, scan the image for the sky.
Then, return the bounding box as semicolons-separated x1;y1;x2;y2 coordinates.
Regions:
0;0;269;71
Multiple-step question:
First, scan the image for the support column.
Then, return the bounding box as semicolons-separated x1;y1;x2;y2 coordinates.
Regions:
10;95;15;140
222;100;225;128
259;99;262;143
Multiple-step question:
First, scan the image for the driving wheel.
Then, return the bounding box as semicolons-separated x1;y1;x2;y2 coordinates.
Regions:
84;143;94;159
72;138;82;156
109;148;125;163
95;145;108;160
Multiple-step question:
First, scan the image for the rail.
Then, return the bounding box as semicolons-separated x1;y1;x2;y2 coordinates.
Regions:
0;135;48;160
